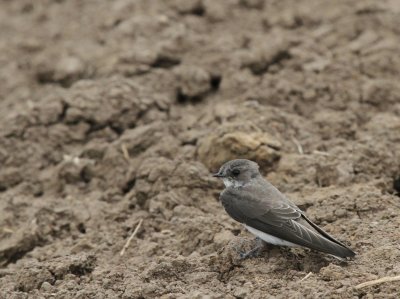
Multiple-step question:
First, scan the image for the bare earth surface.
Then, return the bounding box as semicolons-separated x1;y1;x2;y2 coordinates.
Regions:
1;0;400;298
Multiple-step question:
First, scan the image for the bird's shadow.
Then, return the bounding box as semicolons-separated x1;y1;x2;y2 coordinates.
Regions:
227;237;348;273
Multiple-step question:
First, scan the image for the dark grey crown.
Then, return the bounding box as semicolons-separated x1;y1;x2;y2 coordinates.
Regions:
213;159;260;179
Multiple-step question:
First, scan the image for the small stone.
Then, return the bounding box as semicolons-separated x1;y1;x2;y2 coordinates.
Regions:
233;286;250;298
174;65;211;100
213;230;234;246
320;264;349;281
334;208;347;218
55;56;85;81
41;281;53;292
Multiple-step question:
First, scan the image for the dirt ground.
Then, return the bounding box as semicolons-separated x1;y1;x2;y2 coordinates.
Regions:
1;0;400;298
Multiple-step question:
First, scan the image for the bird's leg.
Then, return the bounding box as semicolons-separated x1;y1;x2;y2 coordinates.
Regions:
239;237;267;259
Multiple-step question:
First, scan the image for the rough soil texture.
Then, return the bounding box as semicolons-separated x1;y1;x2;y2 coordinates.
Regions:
1;0;400;298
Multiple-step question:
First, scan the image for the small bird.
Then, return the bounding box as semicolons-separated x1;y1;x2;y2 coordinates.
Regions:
213;159;355;259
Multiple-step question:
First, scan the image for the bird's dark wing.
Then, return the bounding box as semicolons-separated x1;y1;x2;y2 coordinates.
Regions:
221;188;355;258
301;213;354;250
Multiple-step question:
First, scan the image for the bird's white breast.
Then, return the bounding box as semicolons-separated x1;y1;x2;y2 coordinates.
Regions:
244;225;298;247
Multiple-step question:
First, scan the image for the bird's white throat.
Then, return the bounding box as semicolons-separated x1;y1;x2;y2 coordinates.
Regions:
222;178;245;188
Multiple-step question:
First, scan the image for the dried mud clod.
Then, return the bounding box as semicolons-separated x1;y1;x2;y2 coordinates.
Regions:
15;254;96;292
197;125;282;172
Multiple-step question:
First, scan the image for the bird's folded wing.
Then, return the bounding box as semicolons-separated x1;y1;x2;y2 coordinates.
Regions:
221;190;354;257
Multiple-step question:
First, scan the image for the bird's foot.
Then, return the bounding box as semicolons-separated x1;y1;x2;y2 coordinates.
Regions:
239;237;266;260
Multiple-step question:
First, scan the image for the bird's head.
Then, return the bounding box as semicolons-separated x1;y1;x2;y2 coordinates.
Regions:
213;159;261;188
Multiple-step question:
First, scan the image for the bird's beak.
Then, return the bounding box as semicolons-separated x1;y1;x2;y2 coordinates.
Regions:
212;172;224;178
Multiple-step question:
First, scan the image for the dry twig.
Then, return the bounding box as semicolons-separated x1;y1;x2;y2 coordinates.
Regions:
355;275;400;289
299;272;313;282
121;143;130;161
120;219;143;256
312;150;330;156
292;137;304;155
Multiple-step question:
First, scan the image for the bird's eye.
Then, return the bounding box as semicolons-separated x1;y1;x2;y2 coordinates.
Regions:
231;169;240;176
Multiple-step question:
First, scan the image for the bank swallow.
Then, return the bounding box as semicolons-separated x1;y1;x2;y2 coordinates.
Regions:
213;159;355;259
